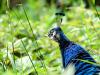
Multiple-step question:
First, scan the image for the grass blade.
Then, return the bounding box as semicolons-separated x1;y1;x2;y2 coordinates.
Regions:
21;39;38;75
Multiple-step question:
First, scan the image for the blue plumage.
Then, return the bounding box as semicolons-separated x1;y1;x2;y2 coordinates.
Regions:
48;26;100;75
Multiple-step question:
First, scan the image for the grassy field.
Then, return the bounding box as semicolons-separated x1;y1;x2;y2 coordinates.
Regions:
0;0;100;75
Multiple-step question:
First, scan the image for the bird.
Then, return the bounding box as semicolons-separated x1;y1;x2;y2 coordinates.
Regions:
48;26;100;75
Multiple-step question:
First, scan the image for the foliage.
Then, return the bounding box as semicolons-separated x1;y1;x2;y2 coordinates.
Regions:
0;0;100;75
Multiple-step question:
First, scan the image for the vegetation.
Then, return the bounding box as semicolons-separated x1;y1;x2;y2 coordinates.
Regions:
0;0;100;75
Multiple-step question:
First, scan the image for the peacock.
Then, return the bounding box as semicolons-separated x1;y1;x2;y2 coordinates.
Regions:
48;26;100;75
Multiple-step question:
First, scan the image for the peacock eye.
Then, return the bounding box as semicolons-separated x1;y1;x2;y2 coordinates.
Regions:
50;29;55;33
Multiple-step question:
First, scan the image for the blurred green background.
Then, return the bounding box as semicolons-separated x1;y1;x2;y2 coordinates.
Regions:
0;0;100;75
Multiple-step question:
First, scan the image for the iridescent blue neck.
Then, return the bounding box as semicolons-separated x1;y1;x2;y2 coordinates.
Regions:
58;32;71;49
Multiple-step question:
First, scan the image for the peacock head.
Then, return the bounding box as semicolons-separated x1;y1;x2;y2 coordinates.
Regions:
48;26;66;42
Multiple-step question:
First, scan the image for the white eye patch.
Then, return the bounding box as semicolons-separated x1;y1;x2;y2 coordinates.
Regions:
50;31;56;39
50;31;60;42
53;31;56;37
48;29;61;42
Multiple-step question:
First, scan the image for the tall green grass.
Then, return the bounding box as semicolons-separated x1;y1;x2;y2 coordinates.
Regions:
0;0;100;75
